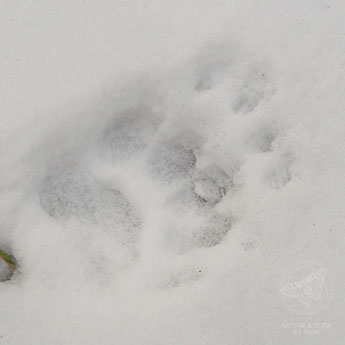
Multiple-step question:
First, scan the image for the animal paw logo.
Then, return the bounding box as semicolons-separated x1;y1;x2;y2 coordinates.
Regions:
279;260;333;315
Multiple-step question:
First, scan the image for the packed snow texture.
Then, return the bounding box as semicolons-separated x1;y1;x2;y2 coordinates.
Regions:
1;0;345;344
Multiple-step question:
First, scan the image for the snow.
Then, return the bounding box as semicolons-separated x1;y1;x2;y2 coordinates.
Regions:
1;0;345;344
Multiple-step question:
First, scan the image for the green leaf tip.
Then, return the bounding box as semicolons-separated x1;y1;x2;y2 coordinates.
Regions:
0;249;17;271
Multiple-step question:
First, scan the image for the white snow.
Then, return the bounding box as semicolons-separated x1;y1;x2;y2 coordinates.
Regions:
1;0;345;344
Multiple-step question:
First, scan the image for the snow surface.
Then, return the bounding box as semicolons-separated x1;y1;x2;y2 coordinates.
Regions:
1;0;345;344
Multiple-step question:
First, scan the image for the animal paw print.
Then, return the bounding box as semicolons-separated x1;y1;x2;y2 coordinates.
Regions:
163;208;232;255
192;212;232;249
147;129;203;182
160;163;236;255
192;164;232;206
39;159;142;277
245;123;278;153
231;69;270;114
242;121;294;190
34;40;287;290
265;152;294;189
40;163;140;238
100;105;163;160
193;42;271;114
